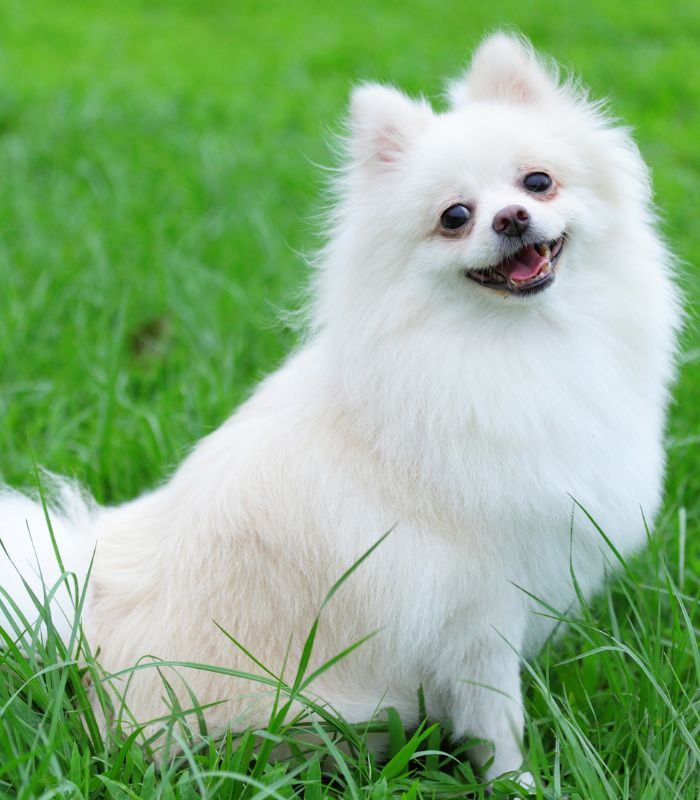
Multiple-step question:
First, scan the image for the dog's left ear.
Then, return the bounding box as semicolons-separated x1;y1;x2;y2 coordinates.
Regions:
349;83;433;168
448;33;561;108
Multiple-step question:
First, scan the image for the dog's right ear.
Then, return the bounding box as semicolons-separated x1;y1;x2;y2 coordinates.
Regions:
349;83;433;169
448;33;561;108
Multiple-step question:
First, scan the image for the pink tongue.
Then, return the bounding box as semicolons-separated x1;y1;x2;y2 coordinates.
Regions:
500;245;547;281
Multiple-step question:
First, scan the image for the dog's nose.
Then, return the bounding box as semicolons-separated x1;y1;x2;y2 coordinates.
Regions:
492;205;530;237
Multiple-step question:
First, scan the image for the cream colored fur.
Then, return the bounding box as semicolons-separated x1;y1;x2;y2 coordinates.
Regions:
0;34;680;781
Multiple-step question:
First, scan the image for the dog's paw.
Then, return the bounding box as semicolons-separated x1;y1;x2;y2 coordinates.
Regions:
487;770;537;797
515;771;536;794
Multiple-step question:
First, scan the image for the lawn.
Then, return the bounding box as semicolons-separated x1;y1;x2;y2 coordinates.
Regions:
0;0;698;797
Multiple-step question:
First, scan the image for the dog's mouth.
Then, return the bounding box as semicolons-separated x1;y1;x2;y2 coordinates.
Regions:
466;235;565;296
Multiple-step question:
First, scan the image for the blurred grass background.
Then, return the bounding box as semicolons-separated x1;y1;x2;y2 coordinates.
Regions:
0;0;698;510
0;1;698;794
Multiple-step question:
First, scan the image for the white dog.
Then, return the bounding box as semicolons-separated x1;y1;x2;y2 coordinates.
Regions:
0;34;680;783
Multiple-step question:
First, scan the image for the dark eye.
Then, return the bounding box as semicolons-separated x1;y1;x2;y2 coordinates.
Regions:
523;172;553;193
440;204;471;231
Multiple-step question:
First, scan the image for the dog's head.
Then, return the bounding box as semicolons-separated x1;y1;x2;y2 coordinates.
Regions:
320;34;656;327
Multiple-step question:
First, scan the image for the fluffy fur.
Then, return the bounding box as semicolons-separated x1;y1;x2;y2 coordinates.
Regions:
0;34;680;781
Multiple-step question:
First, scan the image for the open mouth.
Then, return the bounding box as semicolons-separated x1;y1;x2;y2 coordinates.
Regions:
466;235;565;296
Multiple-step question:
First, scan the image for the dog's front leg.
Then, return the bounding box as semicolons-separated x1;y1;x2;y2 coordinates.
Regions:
449;635;530;786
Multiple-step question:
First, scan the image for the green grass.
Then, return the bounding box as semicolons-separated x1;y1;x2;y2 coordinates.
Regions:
0;0;699;797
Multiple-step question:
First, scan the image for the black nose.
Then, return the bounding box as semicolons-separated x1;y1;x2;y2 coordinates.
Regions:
492;205;530;237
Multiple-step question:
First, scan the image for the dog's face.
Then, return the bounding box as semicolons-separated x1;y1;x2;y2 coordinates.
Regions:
397;107;577;300
339;35;650;314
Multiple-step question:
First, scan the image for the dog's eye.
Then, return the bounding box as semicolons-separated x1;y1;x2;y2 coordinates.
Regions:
523;172;553;193
440;204;471;231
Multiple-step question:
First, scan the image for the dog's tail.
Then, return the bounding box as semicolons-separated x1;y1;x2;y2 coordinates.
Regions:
0;476;98;644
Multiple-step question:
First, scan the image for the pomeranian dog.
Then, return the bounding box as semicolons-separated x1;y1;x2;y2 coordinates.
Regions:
0;33;680;783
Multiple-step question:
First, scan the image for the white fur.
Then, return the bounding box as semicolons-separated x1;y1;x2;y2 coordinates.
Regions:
0;34;680;781
0;478;96;642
